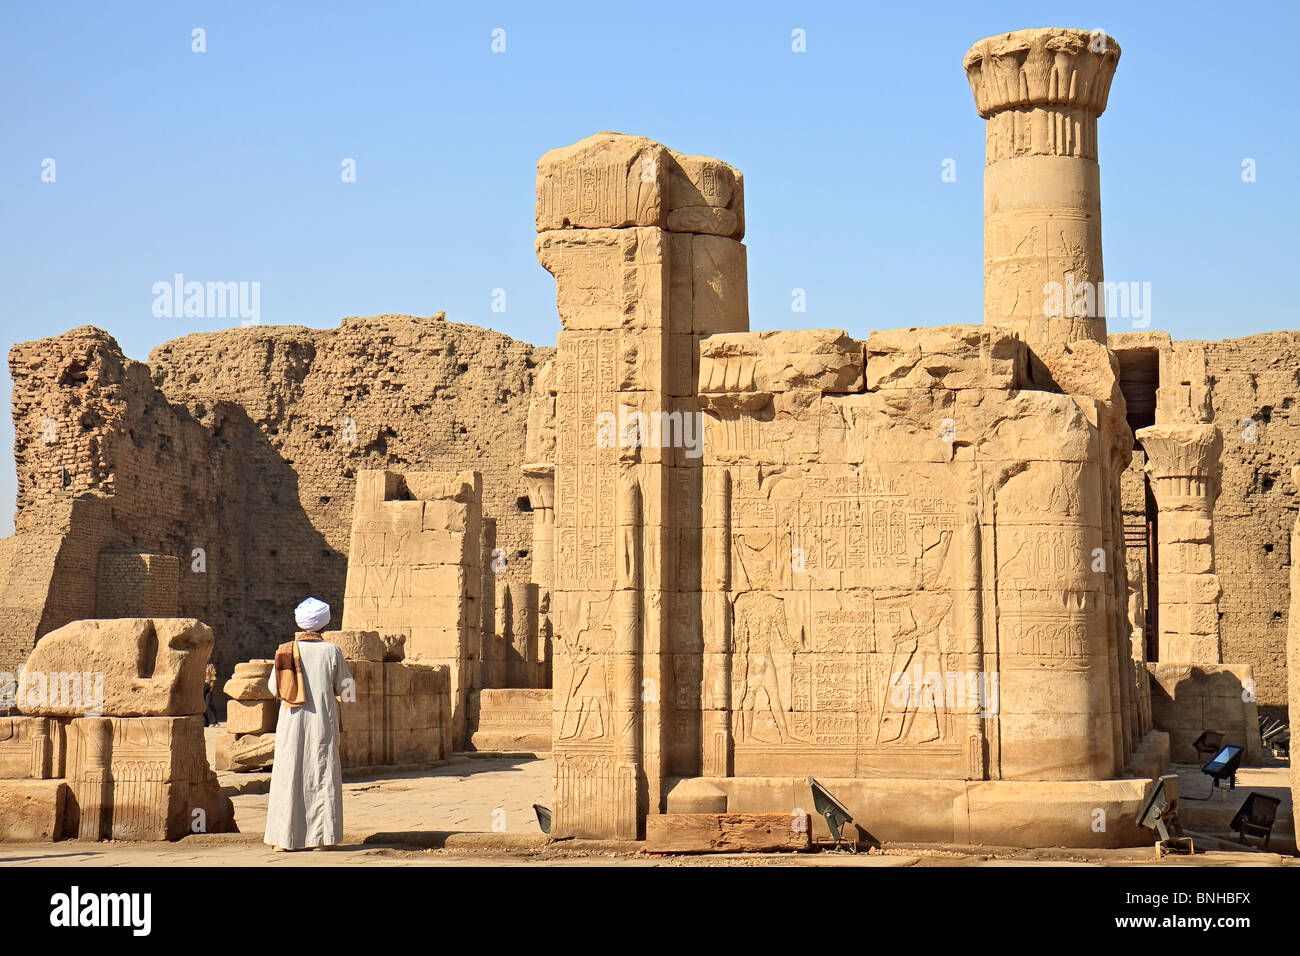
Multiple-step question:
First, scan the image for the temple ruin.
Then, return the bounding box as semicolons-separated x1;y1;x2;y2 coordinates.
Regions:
0;26;1295;847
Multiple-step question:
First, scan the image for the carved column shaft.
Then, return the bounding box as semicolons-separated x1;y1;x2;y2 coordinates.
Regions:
1136;423;1223;663
965;29;1120;349
614;473;642;839
702;467;732;776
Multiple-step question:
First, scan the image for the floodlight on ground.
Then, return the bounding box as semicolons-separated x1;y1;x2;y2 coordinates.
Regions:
807;777;856;850
1229;792;1280;849
1192;730;1224;763
1201;744;1244;797
533;804;552;834
1136;773;1193;856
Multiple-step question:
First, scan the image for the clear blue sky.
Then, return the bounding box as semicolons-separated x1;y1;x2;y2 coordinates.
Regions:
3;0;1297;533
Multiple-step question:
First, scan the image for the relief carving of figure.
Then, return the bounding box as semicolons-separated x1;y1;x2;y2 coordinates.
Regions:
556;595;614;741
875;526;956;746
732;592;807;743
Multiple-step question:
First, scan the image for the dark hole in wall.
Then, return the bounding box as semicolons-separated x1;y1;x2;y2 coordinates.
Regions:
1114;347;1159;446
516;496;532;512
136;623;158;679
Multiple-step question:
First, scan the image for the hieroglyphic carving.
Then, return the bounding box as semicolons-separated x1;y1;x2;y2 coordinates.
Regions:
555;333;618;587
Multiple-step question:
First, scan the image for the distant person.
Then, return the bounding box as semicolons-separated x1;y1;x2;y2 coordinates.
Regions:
264;597;352;852
203;663;217;727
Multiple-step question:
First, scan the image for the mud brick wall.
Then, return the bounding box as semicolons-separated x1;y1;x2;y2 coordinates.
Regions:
3;316;550;694
94;552;180;618
5;327;247;678
1198;333;1300;713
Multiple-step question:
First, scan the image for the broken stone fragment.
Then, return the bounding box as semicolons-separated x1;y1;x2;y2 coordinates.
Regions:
232;660;273;681
535;132;744;238
222;676;274;701
22;618;212;718
699;329;864;398
216;732;275;772
324;629;385;662
864;325;1028;391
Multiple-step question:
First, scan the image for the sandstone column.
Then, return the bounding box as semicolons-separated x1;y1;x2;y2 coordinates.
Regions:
964;29;1120;348
701;467;731;777
1135;424;1223;662
523;462;555;687
536;132;748;838
1287;467;1300;814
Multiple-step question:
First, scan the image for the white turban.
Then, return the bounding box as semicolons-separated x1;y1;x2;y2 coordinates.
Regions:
295;597;330;633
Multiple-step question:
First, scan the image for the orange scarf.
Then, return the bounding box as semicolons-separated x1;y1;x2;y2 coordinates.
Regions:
273;633;323;707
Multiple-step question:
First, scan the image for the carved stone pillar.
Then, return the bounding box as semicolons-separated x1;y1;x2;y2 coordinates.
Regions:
1288;467;1300;813
523;462;554;689
613;472;642;839
75;717;113;841
1136;423;1223;662
964;29;1120;348
537;132;747;838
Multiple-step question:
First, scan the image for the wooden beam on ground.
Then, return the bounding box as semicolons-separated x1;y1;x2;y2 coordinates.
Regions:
644;813;813;853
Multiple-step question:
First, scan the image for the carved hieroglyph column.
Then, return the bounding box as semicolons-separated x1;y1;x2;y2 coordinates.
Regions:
1287;467;1300;815
76;717;113;841
613;472;642;840
960;503;988;780
1135;424;1223;662
702;467;731;776
536;132;748;838
965;29;1120;348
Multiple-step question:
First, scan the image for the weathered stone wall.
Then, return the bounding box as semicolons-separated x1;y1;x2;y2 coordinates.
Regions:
1196;333;1300;712
5;327;249;678
3;316;551;692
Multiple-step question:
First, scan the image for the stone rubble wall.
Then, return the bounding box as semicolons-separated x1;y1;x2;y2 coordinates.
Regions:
3;316;552;699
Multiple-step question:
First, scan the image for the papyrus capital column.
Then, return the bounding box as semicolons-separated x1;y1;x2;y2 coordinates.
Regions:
965;29;1121;348
1136;423;1223;662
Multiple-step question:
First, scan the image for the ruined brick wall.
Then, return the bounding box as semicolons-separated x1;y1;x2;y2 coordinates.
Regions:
5;327;247;678
148;314;550;667
4;316;550;693
1196;333;1300;713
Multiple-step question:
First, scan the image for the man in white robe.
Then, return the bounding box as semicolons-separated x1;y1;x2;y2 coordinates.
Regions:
264;598;352;851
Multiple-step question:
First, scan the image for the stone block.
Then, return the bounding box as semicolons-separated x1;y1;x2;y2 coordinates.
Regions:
215;732;275;772
226;699;277;735
0;780;66;841
0;715;65;779
222;676;274;701
324;629;385;662
23;618;212;717
865;325;1028;391
232;660;273;680
64;716;236;840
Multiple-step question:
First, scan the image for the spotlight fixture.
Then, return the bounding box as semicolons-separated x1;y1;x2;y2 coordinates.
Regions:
533;804;552;835
1229;792;1280;849
1192;730;1224;763
1201;744;1244;798
1135;773;1192;855
807;777;856;851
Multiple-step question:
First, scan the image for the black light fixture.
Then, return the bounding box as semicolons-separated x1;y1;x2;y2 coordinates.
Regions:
1201;744;1244;797
807;777;856;851
533;803;552;835
1229;792;1280;849
1192;730;1224;763
1135;773;1191;854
